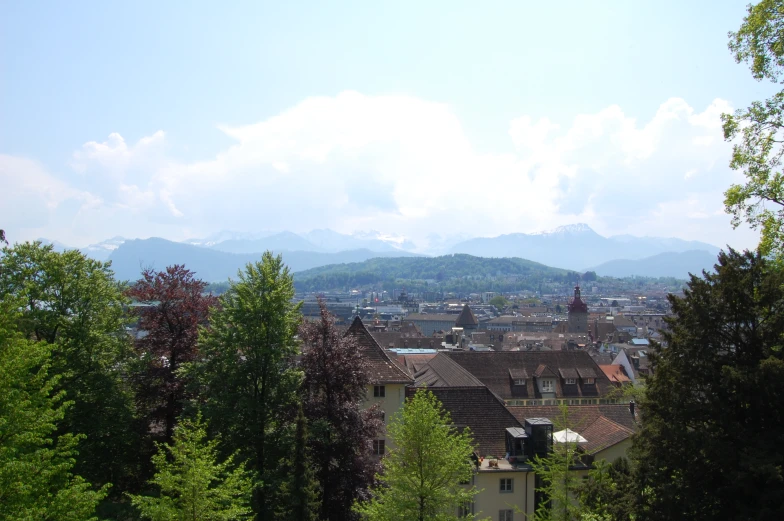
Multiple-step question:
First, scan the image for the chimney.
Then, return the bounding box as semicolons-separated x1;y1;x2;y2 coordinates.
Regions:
629;400;636;417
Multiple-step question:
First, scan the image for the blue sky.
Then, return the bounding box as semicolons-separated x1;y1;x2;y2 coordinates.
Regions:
0;0;772;250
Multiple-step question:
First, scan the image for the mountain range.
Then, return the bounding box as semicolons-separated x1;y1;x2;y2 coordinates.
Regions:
35;224;722;280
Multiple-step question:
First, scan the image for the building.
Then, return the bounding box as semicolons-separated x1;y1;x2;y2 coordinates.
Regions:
567;285;589;334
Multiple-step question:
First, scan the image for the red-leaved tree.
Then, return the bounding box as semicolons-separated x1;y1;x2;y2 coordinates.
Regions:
127;265;218;443
299;301;383;521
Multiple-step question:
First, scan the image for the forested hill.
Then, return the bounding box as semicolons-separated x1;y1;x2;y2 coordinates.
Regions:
293;254;573;292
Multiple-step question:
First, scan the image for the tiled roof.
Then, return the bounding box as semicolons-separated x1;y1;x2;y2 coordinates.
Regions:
507;404;637;431
397;353;437;375
509;368;528;379
405;386;522;457
580;416;635;454
444;351;613;400
599;364;631;384
413;352;485;388
455;304;479;327
559;367;579;379
345;317;414;384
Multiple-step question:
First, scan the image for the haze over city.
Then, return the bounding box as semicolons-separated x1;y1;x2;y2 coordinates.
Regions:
0;1;767;251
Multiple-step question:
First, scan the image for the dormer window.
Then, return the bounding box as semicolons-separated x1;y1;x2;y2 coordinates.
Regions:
514;378;526;386
565;378;576;385
584;378;595;385
541;379;554;392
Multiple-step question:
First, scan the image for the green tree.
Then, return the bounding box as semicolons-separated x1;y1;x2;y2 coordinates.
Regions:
193;252;302;519
130;414;253;521
275;404;321;521
0;242;139;491
723;0;784;258
489;295;509;310
578;458;635;521
631;249;784;520
0;300;107;521
528;405;583;521
355;388;480;521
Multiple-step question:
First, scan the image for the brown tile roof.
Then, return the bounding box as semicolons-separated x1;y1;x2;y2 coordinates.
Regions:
397;353;437;375
507;404;637;431
405;386;522;457
580;416;635;454
599;364;631;384
413;353;485;388
509;368;528;379
455;304;479;327
443;351;613;400
345;317;414;384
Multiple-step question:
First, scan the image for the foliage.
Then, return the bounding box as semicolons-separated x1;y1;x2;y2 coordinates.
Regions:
127;265;218;443
355;388;480;521
528;405;584;521
582;271;597;282
489;295;510;310
0;241;139;491
723;0;784;257
0;300;107;521
192;252;302;519
129;414;253;521
275;404;321;521
0;229;5;244
299;302;383;521
578;459;635;521
631;249;784;520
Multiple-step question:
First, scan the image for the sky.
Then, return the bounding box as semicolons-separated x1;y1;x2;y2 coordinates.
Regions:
0;0;774;251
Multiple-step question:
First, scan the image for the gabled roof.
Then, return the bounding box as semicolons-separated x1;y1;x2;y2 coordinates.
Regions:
507;404;637;431
509;368;528;380
599;364;631;384
405;386;522;457
443;351;614;400
559;367;579;379
346;317;414;384
580;416;635;454
413;352;485;388
454;304;479;327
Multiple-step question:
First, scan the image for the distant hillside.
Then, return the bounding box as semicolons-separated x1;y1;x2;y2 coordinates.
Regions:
590;250;719;278
293;254;571;292
449;224;720;270
107;238;421;282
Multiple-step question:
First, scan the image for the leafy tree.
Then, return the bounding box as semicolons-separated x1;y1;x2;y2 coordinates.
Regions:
723;0;784;258
0;299;108;521
528;405;583;521
275;404;321;521
354;388;479;521
193;252;302;519
127;265;218;443
631;249;784;520
582;271;597;282
0;241;139;491
0;229;6;244
129;414;253;521
489;295;510;310
578;458;635;521
299;301;382;521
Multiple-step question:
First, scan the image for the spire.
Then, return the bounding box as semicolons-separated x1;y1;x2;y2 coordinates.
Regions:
455;304;479;328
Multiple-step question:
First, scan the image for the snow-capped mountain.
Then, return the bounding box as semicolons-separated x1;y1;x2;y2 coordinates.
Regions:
183;230;277;248
82;236;127;261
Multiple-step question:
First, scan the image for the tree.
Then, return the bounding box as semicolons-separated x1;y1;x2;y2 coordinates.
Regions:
0;229;6;245
193;252;302;519
723;0;784;258
129;414;253;521
0;299;107;521
275;404;321;521
631;249;784;520
582;271;597;282
354;388;480;521
299;301;382;521
489;295;509;310
578;458;635;521
0;241;139;491
527;405;584;521
127;265;218;443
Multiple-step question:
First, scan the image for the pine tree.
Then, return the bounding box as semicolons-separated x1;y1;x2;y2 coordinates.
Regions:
0;299;107;521
299;301;383;521
130;414;253;521
276;404;321;521
355;388;479;521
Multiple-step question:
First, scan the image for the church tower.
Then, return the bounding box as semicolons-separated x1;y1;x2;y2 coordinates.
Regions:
567;285;588;333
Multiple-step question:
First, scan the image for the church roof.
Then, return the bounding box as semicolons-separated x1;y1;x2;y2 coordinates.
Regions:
454;304;479;327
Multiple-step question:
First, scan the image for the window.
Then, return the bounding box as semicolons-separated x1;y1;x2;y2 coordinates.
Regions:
373;439;385;456
584;377;595;385
458;501;473;517
499;509;514;521
374;385;386;398
565;378;576;385
541;379;554;392
500;478;513;493
380;411;385;423
514;378;526;385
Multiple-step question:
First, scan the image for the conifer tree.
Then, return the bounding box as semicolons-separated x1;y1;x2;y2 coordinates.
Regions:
276;404;321;521
130;414;253;521
355;388;479;521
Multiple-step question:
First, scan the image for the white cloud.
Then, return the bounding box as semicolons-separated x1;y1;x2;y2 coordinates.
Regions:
1;92;760;251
